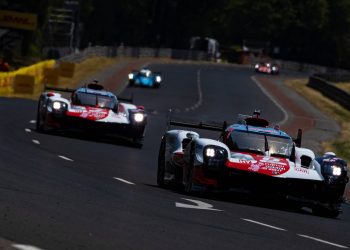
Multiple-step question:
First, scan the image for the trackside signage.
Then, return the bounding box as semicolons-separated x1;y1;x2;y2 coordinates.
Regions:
0;10;37;31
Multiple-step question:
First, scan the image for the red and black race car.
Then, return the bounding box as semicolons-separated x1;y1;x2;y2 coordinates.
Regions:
254;62;279;75
36;83;147;146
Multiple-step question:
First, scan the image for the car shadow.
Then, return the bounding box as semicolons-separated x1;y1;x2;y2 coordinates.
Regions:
34;129;143;149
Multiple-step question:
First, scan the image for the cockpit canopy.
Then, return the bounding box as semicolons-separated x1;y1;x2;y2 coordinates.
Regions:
71;91;117;109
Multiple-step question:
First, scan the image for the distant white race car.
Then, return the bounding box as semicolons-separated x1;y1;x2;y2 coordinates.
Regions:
36;83;147;146
157;110;348;217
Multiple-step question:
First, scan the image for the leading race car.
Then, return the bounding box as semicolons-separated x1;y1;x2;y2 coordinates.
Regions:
157;110;348;217
36;82;147;146
254;62;279;75
128;68;162;88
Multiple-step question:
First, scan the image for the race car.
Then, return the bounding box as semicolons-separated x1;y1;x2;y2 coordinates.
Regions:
157;110;348;217
128;68;162;88
36;83;147;146
254;62;279;74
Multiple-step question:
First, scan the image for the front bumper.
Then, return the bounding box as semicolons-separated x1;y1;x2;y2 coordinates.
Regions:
46;113;146;139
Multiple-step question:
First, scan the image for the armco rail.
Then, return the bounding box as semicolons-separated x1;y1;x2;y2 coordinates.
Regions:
308;76;350;111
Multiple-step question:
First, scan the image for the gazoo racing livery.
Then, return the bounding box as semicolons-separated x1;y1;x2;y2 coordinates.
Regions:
157;111;348;217
128;68;162;88
36;83;147;146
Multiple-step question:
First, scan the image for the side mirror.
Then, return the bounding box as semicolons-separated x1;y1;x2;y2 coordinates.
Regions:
182;138;191;150
300;155;312;168
289;144;296;163
293;129;302;147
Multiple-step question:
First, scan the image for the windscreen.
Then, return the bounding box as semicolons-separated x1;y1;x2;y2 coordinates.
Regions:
226;131;293;157
73;92;116;109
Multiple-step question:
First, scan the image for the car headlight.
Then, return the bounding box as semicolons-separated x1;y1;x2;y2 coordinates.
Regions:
267;63;271;67
272;66;277;71
134;113;144;122
255;64;259;69
332;165;342;176
52;101;67;110
128;73;134;80
205;147;216;157
156;76;162;82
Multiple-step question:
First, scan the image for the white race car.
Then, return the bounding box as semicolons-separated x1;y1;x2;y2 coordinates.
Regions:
36;83;147;146
157;110;348;217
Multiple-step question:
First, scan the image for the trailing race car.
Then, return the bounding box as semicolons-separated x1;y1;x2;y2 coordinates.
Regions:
157;110;348;217
36;82;147;146
254;62;279;75
128;68;162;88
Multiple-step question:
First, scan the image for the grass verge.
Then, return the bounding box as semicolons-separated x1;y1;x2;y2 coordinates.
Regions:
285;78;350;162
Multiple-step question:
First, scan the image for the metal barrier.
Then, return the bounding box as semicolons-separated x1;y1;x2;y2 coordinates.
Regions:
308;76;350;110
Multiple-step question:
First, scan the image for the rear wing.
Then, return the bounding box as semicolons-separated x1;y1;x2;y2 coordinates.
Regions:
44;85;134;103
167;109;227;132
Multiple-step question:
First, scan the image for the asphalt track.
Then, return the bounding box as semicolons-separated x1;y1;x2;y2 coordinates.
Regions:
0;63;349;250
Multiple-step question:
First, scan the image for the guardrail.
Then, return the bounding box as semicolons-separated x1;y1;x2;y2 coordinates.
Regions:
308;76;350;110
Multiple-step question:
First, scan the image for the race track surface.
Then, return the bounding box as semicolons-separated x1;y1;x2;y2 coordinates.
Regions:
0;63;349;250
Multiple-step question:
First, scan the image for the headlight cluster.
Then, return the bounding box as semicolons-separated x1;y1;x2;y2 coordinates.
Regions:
203;146;227;171
50;101;67;112
155;76;162;82
128;73;134;80
255;64;259;69
332;165;342;176
133;113;145;123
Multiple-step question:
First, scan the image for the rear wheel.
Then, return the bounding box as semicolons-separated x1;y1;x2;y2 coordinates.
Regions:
312;205;341;218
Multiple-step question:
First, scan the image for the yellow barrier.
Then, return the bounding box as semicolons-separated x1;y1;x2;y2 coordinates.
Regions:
0;60;55;94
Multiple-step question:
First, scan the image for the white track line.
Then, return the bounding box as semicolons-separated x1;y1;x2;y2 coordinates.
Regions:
113;177;135;185
58;155;74;162
32;140;40;145
241;218;287;231
25;128;31;133
29;120;36;124
12;244;45;250
298;234;348;249
251;76;289;126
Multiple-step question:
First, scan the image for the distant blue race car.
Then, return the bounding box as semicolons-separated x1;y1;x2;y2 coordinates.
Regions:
128;68;162;88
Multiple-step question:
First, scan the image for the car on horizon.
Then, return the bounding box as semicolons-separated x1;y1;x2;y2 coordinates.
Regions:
128;68;162;88
254;62;279;74
36;83;147;147
157;110;348;217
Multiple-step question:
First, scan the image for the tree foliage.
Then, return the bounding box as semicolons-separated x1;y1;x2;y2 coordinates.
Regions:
2;0;350;67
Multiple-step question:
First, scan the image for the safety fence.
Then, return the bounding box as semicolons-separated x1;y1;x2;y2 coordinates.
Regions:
0;60;55;94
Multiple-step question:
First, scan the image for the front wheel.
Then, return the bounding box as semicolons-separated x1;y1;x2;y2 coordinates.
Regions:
157;137;167;187
312;205;341;218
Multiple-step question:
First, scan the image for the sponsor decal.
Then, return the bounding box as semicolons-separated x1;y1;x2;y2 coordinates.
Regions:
66;107;109;120
226;152;290;176
0;10;37;31
295;167;309;174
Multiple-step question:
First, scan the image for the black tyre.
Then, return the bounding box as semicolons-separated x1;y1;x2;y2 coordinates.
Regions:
132;137;143;148
312;206;341;218
184;145;195;194
157;137;167;187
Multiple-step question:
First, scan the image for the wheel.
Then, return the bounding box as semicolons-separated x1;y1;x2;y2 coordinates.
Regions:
312;205;341;218
157;137;167;187
184;145;195;194
132;137;143;148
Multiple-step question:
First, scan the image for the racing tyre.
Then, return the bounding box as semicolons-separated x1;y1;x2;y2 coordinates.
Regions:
132;137;143;148
312;206;340;218
184;146;195;194
157;137;167;187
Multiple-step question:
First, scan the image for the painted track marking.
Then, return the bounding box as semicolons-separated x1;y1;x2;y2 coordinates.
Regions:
251;76;288;126
178;69;203;113
12;244;45;250
32;140;40;145
58;155;74;162
241;218;287;231
113;177;135;185
298;234;348;249
29;120;36;124
176;198;222;211
25;128;31;133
